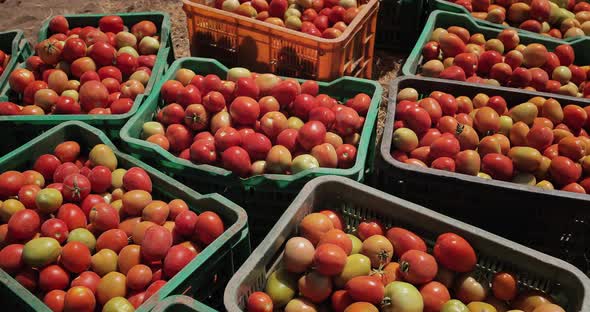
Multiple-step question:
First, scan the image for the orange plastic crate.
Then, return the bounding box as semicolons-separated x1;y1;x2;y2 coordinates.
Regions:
182;0;378;81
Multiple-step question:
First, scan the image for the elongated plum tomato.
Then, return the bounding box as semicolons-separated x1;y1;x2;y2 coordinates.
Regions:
433;233;476;272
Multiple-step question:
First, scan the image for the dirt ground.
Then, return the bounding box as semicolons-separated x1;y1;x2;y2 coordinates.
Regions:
0;0;405;139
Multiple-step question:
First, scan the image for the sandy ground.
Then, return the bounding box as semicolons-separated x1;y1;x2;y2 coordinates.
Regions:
0;0;404;141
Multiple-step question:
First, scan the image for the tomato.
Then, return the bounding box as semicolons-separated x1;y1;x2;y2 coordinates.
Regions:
126;264;153;290
62;173;91;202
558;136;585;161
39;264;70;291
0;244;24;273
474;107;500;134
0;171;24;198
22;170;45;187
96;271;127;305
313;243;347;276
9;68;35;93
345;276;384;305
99;15;124;33
430;136;460;159
8;209;40;240
103;297;135;312
386;227;427;258
357;220;384;241
41;218;69;244
431;157;456;171
399;249;438;284
309;106;336;129
172;210;197;237
163;245;196;278
229;96;261;125
562;104;587;130
298;121;327;151
36;39;63;65
80;194;105;218
122;167;152;192
193;211;224;245
118;244;142;275
15;268;38;291
131;20;157;40
96;229;128;253
549;156;581;186
60;241;91;274
265;269;298;308
491;271;517;301
214;126;242;152
89;203;120;232
299;213;334;245
319;210;344;230
455;274;488;303
331;290;354;312
116;53;138;76
360;234;393;268
282;236;314;273
318;229;352;255
17;185;40;210
87;166;112;193
127;290;146;309
433;233;476;273
62;38;87;62
44;289;66;312
248;291;273;312
144;280;166;303
298;270;333;303
440;299;469;312
404;106;432;134
420;281;451;312
122;190;152;217
481;153;514;181
527;126;554;151
141;225;172;261
334;107;360;136
531;303;566;312
513;291;553;312
382;281;424;312
242;132;272;161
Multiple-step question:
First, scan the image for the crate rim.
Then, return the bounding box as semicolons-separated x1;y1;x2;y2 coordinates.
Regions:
381;75;590;202
401;9;590;102
0;120;249;312
224;175;590;311
120;56;383;186
152;295;213;311
181;0;379;45
0;11;172;122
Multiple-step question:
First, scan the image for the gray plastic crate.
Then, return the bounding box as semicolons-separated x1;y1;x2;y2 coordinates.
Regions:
224;175;590;311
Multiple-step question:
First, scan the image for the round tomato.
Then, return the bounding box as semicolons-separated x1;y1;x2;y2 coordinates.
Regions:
345;276;384;305
319;210;344;230
163;245;196;278
222;146;251;177
332;290;354;312
0;244;25;273
64;286;96;312
399;249;438;284
0;171;24;198
357;220;384;241
420;281;451;312
283;237;315;273
298;270;332;303
18;184;41;209
492;271;517;301
61;241;91;273
361;234;393;268
126;264;153;290
41;218;69;244
550;156;582;186
313;243;347;276
194;211;224;245
247;291;273;312
433;233;476;273
8;209;40;240
299;213;334;246
62;173;91;202
96;229;128;253
39;264;70;291
298;121;327;151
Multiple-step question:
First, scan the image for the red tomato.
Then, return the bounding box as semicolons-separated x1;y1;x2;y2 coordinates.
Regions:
345;276;385;305
53;162;80;183
298;121;327;151
127;264;153;290
247;291;273;312
386;227;427;258
242;132;272;161
563;104;587;130
88;166;112;193
0;244;25;273
99;15;124;33
293;94;319;119
54;141;81;163
420;281;451;312
89;203;120;232
433;233;477;272
215;126;242;152
336;144;357;169
550;156;582;186
39;265;70;291
62;173;91;202
163;245;196;278
116;53;138;76
334;107;360;136
141;225;173;261
61;241;91;273
230;96;260;125
313;243;347;276
8;209;40;240
44;289;66;312
122;167;152;193
319;210;344;230
482;153;514;181
194;211;225;246
399;250;438;284
347;93;371;116
0;171;24;198
96;229;128;253
222;146;252;177
309;106;336;129
430;136;460;159
492;271;518;301
277;129;300;153
404;106;432;134
62;38;87;62
64;286;96;312
431;157;456;171
127;290;146;309
175;210;199;237
144;280;166;303
41;219;69;244
357;220;384;241
318;229;352;254
332;290;354;312
18;184;41;209
80;195;105;218
190;139;217;164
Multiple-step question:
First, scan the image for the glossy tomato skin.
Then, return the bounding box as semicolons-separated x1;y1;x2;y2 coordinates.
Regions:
399;250;438;284
222;146;252;178
313;243;347;276
64;286;96;312
481;153;514;181
357;220;384;241
193;211;225;246
247;291;273;312
420;281;451;312
345;276;384;305
386;227;427;258
434;233;477;272
88;166;112;193
61;241;91;273
62;173;91;202
319;210;344;230
39;265;70;292
8;209;41;240
0;171;24;198
0;244;25;273
41;219;69;244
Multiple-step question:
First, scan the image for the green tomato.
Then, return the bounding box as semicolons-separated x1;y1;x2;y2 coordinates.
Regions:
291;154;319;174
36;188;63;214
440;299;470;312
23;237;61;268
348;234;362;254
382;281;423;312
265;269;298;308
333;253;371;288
68;228;97;251
103;297;135;312
142;121;165;139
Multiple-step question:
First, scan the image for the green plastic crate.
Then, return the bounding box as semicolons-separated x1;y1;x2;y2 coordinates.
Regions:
120;57;382;244
0;30;33;95
152;295;213;312
431;0;587;43
403;10;590;79
375;0;428;51
0;12;176;156
225;176;590;311
0;121;250;312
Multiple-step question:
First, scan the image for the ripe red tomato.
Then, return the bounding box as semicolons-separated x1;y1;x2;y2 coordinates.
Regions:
334;107;360;136
563;104;587;130
190;139;217;164
39;265;70;291
80;195;105;218
550;156;581;186
357;220;384;241
87;166;112;193
175;210;199;237
482;153;514;181
345;276;385;305
194;211;225;245
62;173;91;202
247;291;273;312
8;209;40;240
222;146;252;177
0;244;25;273
492;271;518;301
277;129;300;153
336;144;357;169
309;106;336;129
54;143;80;164
44;289;66;312
386;227;427;258
0;171;24;198
96;229;129;253
163;245;196;278
122;167;152;193
99;15;124;33
88;41;116;66
420;281;451;312
242;132;272;160
17;184;40;210
36;38;63;65
319;210;344;230
127;264;153;290
215;127;242;152
298;121;327;151
61;241;91;273
399;250;438;284
64;286;96;312
166;124;193;152
62;38;87;62
433;233;477;272
313;243;347;276
41;218;69;244
116;53;138;76
70;271;101;294
142;225;173;261
89;203;120;231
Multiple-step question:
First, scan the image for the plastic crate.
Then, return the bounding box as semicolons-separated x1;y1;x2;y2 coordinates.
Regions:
379;76;590;274
431;0;587;43
153;295;213;312
0;12;176;156
120;57;382;245
0;121;250;312
181;0;378;81
0;30;33;95
375;0;428;51
402;10;590;81
225;175;590;311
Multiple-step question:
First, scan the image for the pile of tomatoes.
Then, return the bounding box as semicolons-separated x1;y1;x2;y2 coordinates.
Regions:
0;141;226;312
141;66;370;177
0;48;11;77
246;211;566;312
1;15;162;116
392;86;590;194
419;25;590;99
